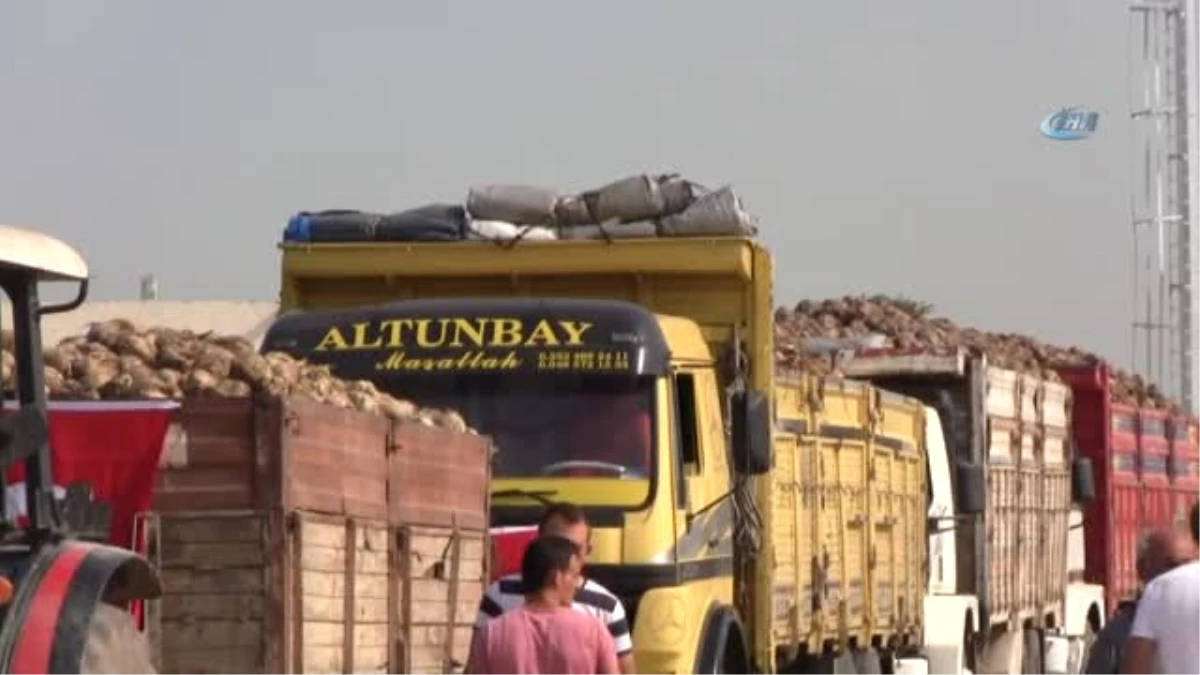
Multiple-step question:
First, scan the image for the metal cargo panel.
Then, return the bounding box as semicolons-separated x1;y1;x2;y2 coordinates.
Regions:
814;381;871;639
1141;409;1176;531
870;389;926;637
1055;364;1145;614
1170;417;1199;526
982;370;1072;625
1111;482;1142;604
1169;417;1199;483
1017;424;1040;618
769;429;817;650
770;377;926;652
1039;380;1071;618
984;368;1020;625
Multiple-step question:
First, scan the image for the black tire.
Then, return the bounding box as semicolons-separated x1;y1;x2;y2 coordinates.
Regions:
1073;619;1098;675
964;613;980;674
695;606;753;674
851;648;882;674
1022;628;1045;675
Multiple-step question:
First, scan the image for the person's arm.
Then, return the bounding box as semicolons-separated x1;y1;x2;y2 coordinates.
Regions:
596;620;621;675
465;624;489;674
1122;584;1161;674
1084;606;1135;674
606;598;636;674
1122;638;1156;675
467;581;507;673
474;581;506;628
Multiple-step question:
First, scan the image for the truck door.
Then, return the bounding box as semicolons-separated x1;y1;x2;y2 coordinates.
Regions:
670;367;734;565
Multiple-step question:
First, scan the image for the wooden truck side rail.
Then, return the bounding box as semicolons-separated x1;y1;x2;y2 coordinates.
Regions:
146;395;491;674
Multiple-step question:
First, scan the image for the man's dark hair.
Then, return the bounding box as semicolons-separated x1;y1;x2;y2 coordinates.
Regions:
538;502;586;533
521;535;580;593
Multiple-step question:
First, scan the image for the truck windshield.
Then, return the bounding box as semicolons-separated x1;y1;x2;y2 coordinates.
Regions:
394;375;655;480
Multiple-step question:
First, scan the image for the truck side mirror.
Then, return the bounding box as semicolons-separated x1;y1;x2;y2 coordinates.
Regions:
955;462;986;515
731;390;772;475
1072;457;1096;505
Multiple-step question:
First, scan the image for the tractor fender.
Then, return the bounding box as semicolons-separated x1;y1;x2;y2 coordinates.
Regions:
0;540;161;674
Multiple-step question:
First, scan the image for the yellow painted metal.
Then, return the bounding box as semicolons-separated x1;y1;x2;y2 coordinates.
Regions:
771;377;928;655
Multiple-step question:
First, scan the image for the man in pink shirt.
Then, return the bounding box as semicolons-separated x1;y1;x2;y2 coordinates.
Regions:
467;535;619;674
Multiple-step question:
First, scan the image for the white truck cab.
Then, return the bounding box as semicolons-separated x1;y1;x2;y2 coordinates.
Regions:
903;406;980;675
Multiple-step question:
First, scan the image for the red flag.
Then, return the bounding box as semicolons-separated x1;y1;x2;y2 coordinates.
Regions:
4;401;176;550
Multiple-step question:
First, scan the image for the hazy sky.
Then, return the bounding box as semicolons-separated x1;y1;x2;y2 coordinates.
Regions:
0;1;1186;382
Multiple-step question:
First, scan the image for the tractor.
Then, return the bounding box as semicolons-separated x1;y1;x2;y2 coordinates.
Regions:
0;224;159;673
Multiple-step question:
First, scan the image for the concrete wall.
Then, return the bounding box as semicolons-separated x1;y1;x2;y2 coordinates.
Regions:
1;300;279;349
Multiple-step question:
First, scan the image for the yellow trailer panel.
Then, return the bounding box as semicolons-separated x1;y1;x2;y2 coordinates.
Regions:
772;376;926;654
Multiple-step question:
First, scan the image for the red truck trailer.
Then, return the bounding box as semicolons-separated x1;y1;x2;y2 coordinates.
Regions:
1055;364;1146;614
1139;409;1176;533
1170;416;1199;526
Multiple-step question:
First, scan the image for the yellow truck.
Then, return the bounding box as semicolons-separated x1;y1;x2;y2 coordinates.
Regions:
264;235;939;673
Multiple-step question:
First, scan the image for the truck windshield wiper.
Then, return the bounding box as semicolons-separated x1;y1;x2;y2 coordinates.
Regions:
490;488;558;505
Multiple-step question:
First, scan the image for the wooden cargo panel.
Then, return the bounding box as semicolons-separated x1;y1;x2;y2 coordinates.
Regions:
151;510;485;674
390;423;491;530
153;511;273;674
293;514;391;674
154;397;390;520
395;525;488;674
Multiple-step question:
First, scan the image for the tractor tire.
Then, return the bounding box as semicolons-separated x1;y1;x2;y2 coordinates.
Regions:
81;603;155;674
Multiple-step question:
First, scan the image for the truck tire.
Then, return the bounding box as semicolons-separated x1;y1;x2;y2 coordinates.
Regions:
851;648;882;674
82;603;155;674
1022;629;1044;675
1069;621;1097;675
694;605;752;674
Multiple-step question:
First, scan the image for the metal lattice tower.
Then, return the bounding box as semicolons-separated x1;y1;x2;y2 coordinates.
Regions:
1130;0;1196;412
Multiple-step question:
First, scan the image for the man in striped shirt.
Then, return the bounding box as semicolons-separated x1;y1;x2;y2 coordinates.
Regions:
476;503;636;674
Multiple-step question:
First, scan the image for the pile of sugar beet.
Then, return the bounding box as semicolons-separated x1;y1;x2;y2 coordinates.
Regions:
0;320;470;432
776;294;1190;414
0;298;1191;417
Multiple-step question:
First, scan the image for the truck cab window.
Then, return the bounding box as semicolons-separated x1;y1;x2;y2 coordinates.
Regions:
674;372;701;469
389;374;655;481
672;372;700;510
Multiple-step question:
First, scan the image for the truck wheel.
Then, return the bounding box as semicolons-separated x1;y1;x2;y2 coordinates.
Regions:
963;615;980;674
1021;629;1044;675
82;603;156;674
695;606;752;673
1070;621;1097;675
851;648;882;674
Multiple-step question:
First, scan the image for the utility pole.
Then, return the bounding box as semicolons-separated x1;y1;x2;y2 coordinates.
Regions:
1185;0;1195;410
1131;0;1196;413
